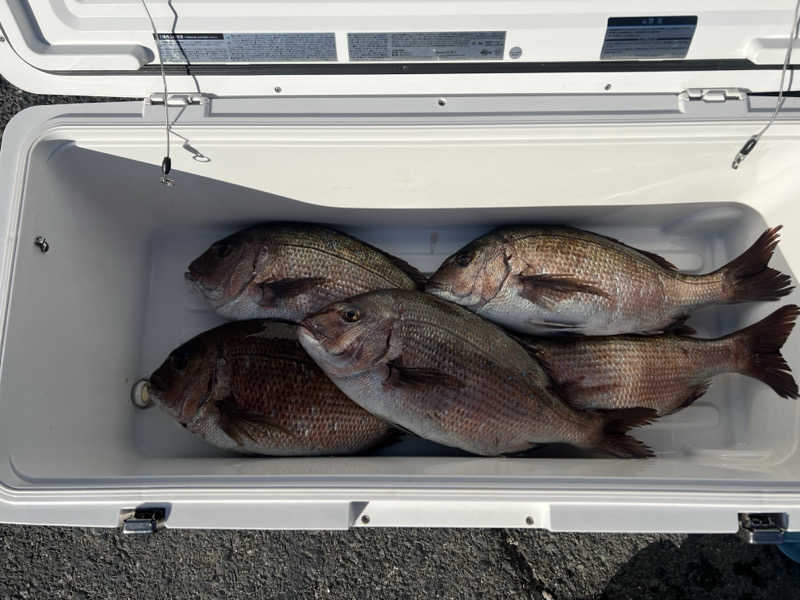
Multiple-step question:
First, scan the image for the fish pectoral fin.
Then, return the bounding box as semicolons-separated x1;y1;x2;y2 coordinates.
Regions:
383;360;464;390
257;277;327;307
663;315;696;336
526;319;585;334
517;274;610;310
216;396;293;446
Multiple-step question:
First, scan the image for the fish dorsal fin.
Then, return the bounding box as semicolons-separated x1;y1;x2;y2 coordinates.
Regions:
272;224;428;290
345;235;427;289
587;230;678;271
501;226;678;271
382;253;428;290
634;248;677;271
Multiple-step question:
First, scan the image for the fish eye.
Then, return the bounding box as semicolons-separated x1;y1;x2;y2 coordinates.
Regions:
170;351;189;370
213;242;232;258
342;308;360;323
455;251;474;267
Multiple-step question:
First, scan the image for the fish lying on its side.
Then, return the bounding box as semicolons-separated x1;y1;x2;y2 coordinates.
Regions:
298;289;656;458
519;305;800;416
427;225;792;336
186;223;425;322
147;320;396;456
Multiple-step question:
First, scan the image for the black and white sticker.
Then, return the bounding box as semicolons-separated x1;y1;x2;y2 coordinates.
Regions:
154;33;337;63
348;31;505;61
601;16;697;60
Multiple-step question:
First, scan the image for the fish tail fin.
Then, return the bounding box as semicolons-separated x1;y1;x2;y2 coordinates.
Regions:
720;226;793;303
593;408;657;458
732;304;800;399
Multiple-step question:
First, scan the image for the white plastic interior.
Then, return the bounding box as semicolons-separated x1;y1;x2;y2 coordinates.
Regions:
2;103;800;494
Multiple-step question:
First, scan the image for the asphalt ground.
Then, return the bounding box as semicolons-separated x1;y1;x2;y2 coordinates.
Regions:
1;75;800;600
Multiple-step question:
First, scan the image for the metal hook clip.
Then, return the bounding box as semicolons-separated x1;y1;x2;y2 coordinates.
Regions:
161;156;175;187
731;136;759;170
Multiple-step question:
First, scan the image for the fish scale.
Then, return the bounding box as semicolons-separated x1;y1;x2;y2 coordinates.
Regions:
299;290;655;457
187;224;424;322
514;232;676;332
427;226;792;336
528;336;718;414
148;320;394;456
261;230;417;291
523;305;800;415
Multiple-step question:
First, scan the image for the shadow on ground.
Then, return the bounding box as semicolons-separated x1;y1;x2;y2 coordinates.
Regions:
598;535;797;600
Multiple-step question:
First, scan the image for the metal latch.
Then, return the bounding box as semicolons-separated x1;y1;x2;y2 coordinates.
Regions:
120;507;167;535
737;512;800;544
148;93;208;106
680;88;747;103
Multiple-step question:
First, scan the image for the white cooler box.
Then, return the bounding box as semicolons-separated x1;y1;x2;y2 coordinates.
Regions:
1;1;800;537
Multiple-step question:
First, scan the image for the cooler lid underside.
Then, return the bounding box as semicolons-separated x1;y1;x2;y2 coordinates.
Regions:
0;2;799;102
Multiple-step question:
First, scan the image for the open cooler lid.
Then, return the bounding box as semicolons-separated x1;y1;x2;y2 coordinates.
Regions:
0;1;799;98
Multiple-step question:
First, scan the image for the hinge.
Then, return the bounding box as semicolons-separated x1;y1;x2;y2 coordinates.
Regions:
147;93;208;106
680;88;747;103
119;506;167;535
678;88;750;116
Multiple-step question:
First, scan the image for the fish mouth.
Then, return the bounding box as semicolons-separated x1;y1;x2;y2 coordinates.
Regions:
425;280;446;293
184;271;225;302
298;318;356;361
428;280;488;309
149;371;167;393
427;283;475;305
298;318;328;343
425;279;456;298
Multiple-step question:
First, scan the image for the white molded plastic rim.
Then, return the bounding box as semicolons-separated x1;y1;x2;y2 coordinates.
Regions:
1;95;800;530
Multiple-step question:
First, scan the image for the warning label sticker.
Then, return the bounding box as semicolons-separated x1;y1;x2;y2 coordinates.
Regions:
601;16;697;60
154;33;337;63
348;31;505;61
